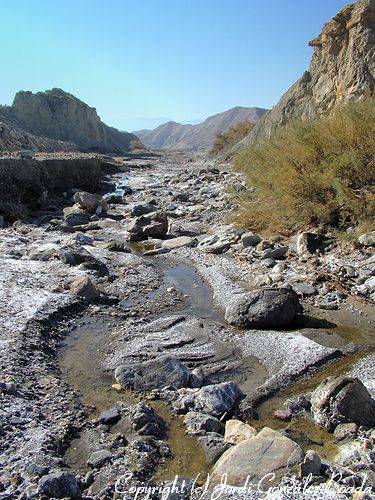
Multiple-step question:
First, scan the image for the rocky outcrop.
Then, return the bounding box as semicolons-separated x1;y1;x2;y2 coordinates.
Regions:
0;157;102;217
135;106;267;151
0;88;142;153
0;121;76;152
239;0;375;148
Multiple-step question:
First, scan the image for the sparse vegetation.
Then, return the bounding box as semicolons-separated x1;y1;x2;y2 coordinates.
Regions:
234;98;375;234
210;120;255;156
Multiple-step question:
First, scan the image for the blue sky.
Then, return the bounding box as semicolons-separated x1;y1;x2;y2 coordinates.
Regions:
1;0;347;131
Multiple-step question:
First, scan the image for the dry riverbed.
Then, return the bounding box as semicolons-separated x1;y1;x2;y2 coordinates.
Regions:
0;152;374;499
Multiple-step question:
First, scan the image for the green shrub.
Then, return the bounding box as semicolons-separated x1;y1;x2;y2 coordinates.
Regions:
234;98;375;234
210;120;255;156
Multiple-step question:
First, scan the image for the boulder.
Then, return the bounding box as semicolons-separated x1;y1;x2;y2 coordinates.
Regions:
131;203;157;216
63;204;91;226
210;427;304;487
261;246;288;260
69;276;98;301
183;412;224;435
115;355;191;391
311;376;375;431
298;450;321;478
87;449;113;469
296;232;326;256
128;212;168;241
73;191;108;214
359;232;375;247
38;471;80;498
224;419;257;444
175;382;243;418
225;288;300;328
29;243;60;261
129;402;166;437
241;232;261;248
161;236;194;249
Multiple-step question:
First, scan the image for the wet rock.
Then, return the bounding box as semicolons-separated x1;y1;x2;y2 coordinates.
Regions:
128;212;168;241
38;470;80;498
298;450;321;478
358;232;375;247
225;288;299;328
63;204;91;226
115;355;191;391
296;232;326;255
241;232;261;248
274;409;293;421
210;427;304;487
74;191;108;214
69;276;99;301
183;412;224;435
224;419;257;444
78;258;109;277
311;376;375;431
161;236;194;249
0;215;4;228
87;449;113;469
334;423;358;442
175;382;243;418
129;402;166;437
98;406;121;425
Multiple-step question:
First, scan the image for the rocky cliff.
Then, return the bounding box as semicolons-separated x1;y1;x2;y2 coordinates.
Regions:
135;106;267;151
240;0;375;147
0;88;142;153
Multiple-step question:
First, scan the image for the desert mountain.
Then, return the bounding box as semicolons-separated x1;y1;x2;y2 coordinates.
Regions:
0;88;141;153
237;0;375;149
134;106;267;151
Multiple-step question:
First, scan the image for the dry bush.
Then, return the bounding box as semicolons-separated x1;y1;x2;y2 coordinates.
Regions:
234;98;375;233
210;120;255;156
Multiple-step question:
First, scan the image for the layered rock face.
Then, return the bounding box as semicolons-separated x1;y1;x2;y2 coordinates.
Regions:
0;88;141;153
0;122;76;152
240;0;375;147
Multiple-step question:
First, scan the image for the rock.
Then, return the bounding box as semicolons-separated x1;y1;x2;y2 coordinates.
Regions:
98;406;121;425
197;234;231;254
87;449;113;469
298;450;321;478
224;419;257;444
5;88;139;152
359;232;375;247
296;232;326;256
130;203;157;216
74;191;108;214
69;276;98;301
103;239;130;252
38;470;80;498
189;367;205;388
291;282;317;296
311;376;375;431
66;232;94;246
63;204;91;226
334;423;358;442
0;381;17;395
161;236;194;249
29;243;60;261
197;433;230;464
261;246;288;260
183;412;224;435
128;212;168;241
225;287;300;328
210;427;304;487
175;382;243;418
18;149;34;159
274;409;293;422
0;215;4;228
261;257;276;268
115;355;191;391
129;402;166;437
241;232;261;248
256;240;272;251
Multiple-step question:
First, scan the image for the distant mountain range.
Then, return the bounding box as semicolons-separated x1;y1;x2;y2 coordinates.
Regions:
134;106;267;151
0;88;140;153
